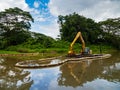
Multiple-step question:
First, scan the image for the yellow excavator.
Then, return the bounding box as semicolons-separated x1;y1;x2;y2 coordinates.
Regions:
68;32;92;57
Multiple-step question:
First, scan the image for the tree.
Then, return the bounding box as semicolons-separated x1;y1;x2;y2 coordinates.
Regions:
99;18;120;37
31;32;55;48
0;7;34;47
99;18;120;49
23;32;55;49
58;13;101;44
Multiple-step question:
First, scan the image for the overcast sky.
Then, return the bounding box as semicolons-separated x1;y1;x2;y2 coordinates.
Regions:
0;0;120;38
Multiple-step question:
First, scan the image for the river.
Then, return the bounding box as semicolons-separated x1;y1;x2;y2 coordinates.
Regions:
0;51;120;90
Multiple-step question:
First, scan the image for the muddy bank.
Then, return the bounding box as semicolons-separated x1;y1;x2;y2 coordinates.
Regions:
0;53;39;56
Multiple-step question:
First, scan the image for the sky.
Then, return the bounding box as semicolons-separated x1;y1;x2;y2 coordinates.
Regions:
0;0;120;39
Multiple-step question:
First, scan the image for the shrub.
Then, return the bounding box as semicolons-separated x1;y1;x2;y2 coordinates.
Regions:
17;48;35;53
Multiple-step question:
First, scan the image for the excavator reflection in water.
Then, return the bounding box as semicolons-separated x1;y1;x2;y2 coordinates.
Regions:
58;60;93;87
67;61;92;84
68;32;92;57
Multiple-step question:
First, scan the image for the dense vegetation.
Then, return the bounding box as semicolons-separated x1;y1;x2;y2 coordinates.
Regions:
0;8;119;55
0;7;34;48
58;13;101;44
58;13;120;49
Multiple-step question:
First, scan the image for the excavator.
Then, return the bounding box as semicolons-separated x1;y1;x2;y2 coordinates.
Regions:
68;32;92;57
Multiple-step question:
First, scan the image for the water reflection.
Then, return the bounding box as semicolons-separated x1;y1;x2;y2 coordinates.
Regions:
0;58;33;90
0;51;120;90
24;67;61;90
58;61;93;87
57;51;120;89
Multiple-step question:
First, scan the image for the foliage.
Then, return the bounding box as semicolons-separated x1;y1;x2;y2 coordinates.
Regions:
3;31;56;53
58;13;120;50
0;50;19;54
99;18;120;49
21;32;55;49
58;13;101;44
99;18;120;36
0;7;34;47
0;8;120;54
52;40;70;48
31;32;55;48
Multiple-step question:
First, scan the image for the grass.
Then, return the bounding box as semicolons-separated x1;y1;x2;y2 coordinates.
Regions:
88;44;115;54
0;44;116;60
0;48;67;60
0;52;65;61
0;50;20;54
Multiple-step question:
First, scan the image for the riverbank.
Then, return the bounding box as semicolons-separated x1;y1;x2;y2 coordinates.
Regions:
0;44;116;60
0;47;116;61
0;50;65;60
0;52;39;56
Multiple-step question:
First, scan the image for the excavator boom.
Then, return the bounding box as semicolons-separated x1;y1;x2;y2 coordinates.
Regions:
68;32;85;56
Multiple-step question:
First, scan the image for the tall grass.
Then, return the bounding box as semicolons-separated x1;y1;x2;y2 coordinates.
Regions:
0;40;115;55
0;50;19;54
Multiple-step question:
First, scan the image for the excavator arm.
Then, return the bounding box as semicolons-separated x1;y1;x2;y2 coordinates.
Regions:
68;32;85;56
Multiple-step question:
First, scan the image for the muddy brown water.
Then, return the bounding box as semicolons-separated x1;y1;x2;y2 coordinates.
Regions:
0;51;120;90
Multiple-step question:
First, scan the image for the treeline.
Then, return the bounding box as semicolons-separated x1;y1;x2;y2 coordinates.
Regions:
0;7;69;52
58;13;120;49
0;8;120;52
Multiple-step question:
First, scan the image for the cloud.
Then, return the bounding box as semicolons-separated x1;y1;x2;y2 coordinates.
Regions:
48;0;120;22
1;0;120;39
0;0;59;39
0;0;29;11
34;1;40;8
31;19;59;39
40;23;59;39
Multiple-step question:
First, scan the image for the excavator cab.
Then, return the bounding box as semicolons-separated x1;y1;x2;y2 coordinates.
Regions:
83;47;91;55
68;32;92;57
